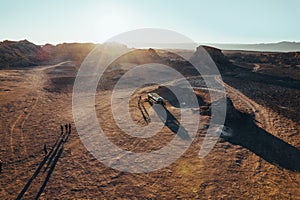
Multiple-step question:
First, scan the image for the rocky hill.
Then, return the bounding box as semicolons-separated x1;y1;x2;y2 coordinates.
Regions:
43;42;96;65
189;45;234;73
0;40;50;69
0;40;97;69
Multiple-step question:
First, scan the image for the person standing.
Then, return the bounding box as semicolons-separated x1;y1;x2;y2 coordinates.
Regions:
43;144;47;156
68;123;71;133
0;159;2;173
65;124;68;133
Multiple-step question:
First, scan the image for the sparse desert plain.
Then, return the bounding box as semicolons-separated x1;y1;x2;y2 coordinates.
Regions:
0;40;300;199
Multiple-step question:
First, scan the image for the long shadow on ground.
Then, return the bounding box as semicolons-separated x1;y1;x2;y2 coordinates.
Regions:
151;103;191;141
223;99;300;172
16;127;71;200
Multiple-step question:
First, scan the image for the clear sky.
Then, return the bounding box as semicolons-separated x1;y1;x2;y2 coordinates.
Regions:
0;0;299;44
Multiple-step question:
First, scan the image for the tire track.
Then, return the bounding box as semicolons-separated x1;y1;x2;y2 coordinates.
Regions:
215;76;272;172
9;62;70;165
215;76;300;188
9;110;25;156
9;71;44;171
5;62;71;199
215;76;272;131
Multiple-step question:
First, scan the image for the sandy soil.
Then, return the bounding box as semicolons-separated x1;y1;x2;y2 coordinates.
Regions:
0;61;300;199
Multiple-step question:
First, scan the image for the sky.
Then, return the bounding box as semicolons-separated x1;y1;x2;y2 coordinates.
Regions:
0;0;299;45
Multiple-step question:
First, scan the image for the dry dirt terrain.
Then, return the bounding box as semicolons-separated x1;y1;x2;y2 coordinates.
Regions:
0;48;300;199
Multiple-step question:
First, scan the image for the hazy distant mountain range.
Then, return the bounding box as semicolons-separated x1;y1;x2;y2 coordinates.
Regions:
135;41;300;52
1;39;299;69
204;41;300;52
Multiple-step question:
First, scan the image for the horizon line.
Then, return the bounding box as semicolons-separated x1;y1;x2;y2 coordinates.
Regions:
1;39;300;46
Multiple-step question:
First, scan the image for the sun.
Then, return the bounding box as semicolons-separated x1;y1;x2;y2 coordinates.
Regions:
93;4;132;39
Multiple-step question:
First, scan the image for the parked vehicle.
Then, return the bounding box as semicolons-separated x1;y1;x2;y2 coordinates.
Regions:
147;92;165;105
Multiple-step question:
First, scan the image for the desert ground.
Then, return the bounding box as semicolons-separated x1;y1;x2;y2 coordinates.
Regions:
0;46;300;199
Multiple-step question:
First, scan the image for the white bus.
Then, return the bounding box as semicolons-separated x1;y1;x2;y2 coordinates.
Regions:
147;92;165;105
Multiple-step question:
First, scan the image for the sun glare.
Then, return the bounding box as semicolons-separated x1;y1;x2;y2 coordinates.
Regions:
91;4;132;41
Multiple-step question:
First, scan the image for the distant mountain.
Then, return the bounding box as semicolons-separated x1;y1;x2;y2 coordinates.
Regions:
0;40;50;68
0;40;97;69
1;39;299;70
42;42;96;64
204;41;300;52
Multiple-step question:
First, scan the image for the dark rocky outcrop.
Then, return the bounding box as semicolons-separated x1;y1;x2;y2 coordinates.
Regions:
0;40;50;68
189;45;233;74
0;40;97;69
202;46;231;66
